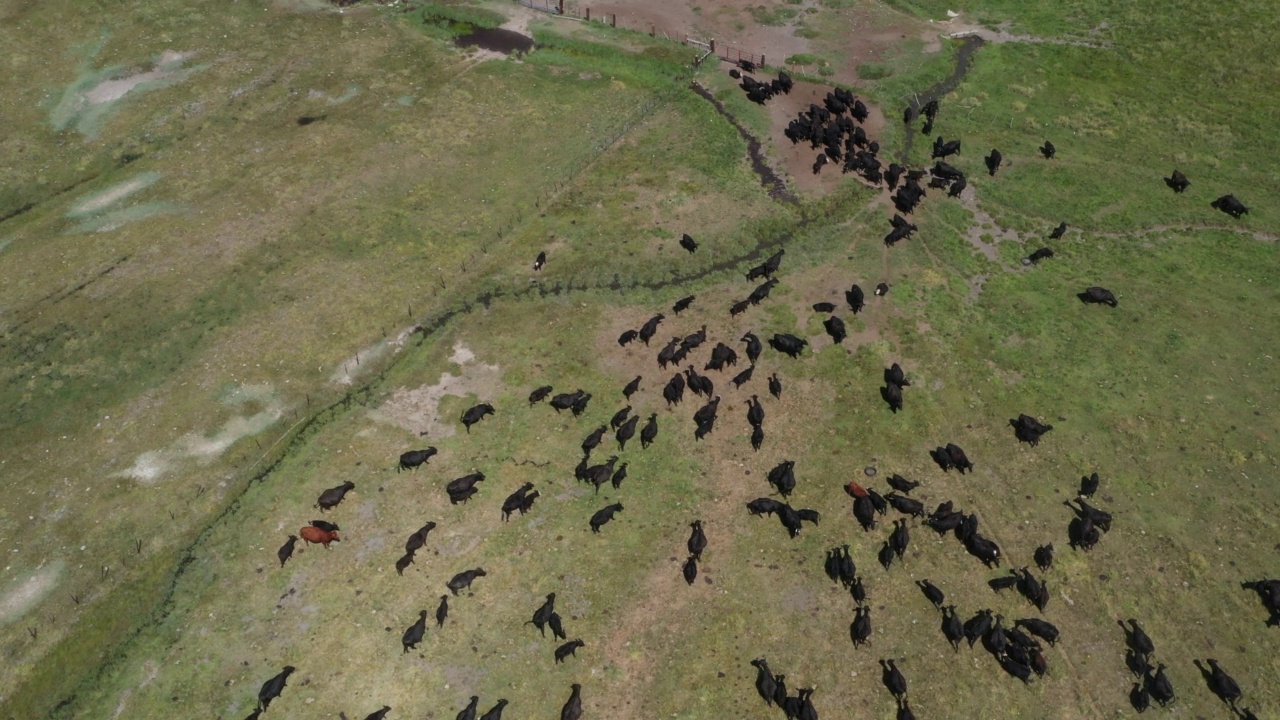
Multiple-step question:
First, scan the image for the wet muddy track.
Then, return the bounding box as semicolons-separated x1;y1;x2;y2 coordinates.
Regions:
689;82;799;205
899;35;985;164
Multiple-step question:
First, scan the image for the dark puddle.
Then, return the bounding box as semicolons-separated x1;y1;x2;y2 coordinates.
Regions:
454;27;535;55
899;35;985;164
689;83;798;205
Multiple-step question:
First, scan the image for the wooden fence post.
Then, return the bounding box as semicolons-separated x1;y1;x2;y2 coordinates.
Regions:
585;7;590;20
610;13;616;27
558;0;564;13
710;38;716;57
761;54;766;68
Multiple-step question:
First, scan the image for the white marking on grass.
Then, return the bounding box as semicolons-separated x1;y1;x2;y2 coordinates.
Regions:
115;385;285;484
371;343;502;438
67;172;161;217
0;562;63;625
330;325;418;386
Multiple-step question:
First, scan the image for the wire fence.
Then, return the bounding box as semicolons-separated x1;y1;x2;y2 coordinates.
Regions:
515;0;766;67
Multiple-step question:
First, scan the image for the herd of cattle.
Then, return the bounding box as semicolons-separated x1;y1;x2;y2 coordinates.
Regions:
236;58;1270;720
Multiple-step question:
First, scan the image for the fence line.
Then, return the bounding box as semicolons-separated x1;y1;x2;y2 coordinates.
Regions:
515;1;766;67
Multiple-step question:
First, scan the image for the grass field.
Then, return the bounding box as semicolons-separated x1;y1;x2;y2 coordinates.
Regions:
0;0;1276;718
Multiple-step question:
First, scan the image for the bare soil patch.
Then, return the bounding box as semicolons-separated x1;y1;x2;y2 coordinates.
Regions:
371;343;503;439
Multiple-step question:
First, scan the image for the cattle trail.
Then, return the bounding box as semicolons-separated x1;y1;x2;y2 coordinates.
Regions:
689;83;798;205
898;35;985;165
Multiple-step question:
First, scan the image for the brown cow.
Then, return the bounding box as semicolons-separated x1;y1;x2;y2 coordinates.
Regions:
299;526;341;548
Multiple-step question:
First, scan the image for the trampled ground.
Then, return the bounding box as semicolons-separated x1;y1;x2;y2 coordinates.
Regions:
0;0;1276;719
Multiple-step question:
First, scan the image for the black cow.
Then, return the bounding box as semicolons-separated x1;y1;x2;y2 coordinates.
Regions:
768;373;782;399
693;395;721;427
402;610;428;652
1211;194;1249;218
610;405;632;430
548;612;567;640
748;278;779;306
617;329;638;347
1011;414;1054;446
685;366;713;397
555;640;585;664
561;683;583;720
639;314;665;345
941;606;964;651
533;251;546;271
662;374;685;407
880;659;907;701
687;520;707;559
550;390;585;412
846;284;865;313
944;443;973;473
1078;286;1118;307
769;333;807;358
257;666;296;712
1241;579;1280;625
446;568;487;595
277;535;297;568
886;473;918;494
404;522;437;553
636;413;658;449
1164;169;1189;193
875;282;890;296
932;136;961;159
1196;659;1242;709
1034;543;1054;571
747;497;785;516
931;161;964;181
1149;664;1176;707
886;493;924;518
447;472;485;497
680;233;698;252
751;658;777;706
590;503;624;532
881;383;903;413
985;148;1002;176
436;595;449;628
316;481;355;511
730;298;751;316
739;333;763;365
611;415;636;451
1080;472;1100;497
730;364;755;389
456;696;480;720
363;706;391;720
527;593;557;635
461;403;494;433
682;555;698;584
1040;140;1055;159
399;447;438;471
878;364;908;389
672;294;696;314
501;484;536;521
928;447;952;473
1027;247;1054;264
308;519;339;532
529;385;553;405
916;580;944;609
479;700;508;720
1049;221;1067;239
570;392;592;417
767;460;796;497
851;605;872;647
824;315;847;344
948;175;967;197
